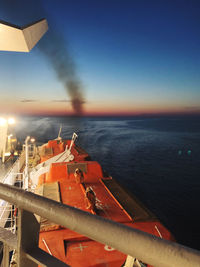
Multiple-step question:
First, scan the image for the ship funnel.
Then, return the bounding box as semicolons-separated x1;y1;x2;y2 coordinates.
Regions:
0;19;48;52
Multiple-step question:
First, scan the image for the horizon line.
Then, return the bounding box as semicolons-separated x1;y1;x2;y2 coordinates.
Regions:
1;111;200;118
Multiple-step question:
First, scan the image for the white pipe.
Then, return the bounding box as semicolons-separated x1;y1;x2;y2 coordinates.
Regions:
42;238;52;255
24;136;30;185
69;132;78;152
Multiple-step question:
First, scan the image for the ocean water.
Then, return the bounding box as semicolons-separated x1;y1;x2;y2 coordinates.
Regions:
14;115;200;250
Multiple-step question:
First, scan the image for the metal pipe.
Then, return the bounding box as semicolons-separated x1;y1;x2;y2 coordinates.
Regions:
0;183;200;267
69;132;78;152
57;125;62;139
42;238;52;256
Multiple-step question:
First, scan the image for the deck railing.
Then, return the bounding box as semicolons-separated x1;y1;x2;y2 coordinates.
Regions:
0;152;25;231
0;183;200;267
2;151;25;185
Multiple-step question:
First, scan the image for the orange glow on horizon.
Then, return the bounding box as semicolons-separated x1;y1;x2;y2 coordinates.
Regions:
1;107;200;118
0;99;200;117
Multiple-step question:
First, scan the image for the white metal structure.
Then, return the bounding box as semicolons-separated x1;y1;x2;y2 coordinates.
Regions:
0;19;48;52
69;132;78;152
29;133;77;189
0;132;76;231
0;151;25;230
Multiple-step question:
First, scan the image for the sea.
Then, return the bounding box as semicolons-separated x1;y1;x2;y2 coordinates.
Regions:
12;115;200;250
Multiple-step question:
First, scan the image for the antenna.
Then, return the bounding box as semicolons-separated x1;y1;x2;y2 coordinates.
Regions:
57;125;62;139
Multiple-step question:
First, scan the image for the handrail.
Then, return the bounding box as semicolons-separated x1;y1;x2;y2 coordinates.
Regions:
0;152;25;229
0;183;200;267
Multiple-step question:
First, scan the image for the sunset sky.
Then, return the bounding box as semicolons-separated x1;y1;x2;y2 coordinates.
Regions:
0;0;200;116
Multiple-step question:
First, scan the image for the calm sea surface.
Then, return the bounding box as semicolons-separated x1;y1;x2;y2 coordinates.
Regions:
14;115;200;250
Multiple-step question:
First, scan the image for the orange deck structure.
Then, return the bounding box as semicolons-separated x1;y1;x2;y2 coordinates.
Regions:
35;138;174;267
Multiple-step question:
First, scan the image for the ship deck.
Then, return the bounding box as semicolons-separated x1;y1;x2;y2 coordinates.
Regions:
30;139;174;266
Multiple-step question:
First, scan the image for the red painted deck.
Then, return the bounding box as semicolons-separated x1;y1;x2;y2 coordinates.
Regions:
39;229;126;267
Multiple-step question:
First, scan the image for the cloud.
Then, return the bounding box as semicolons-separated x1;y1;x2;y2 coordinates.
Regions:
184;106;200;111
20;99;38;103
51;99;71;103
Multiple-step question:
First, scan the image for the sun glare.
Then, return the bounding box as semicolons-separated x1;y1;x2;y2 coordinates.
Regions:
0;117;6;126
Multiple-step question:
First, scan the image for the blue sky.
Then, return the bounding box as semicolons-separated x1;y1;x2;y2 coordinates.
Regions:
0;0;200;116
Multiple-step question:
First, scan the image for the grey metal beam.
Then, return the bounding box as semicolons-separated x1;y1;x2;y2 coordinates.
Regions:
0;183;200;267
17;209;69;267
17;209;39;267
2;244;10;267
27;247;70;267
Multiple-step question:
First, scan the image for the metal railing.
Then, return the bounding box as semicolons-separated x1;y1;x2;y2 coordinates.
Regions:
2;151;25;185
0;183;200;267
0;152;25;231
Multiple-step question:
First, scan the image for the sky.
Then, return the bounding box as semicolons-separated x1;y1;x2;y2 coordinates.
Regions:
0;0;200;117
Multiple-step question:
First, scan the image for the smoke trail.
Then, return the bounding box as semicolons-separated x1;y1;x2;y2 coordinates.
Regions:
37;29;84;116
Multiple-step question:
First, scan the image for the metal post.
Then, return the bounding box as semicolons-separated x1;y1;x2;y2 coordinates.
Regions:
69;132;78;152
24;136;30;189
16;209;70;266
17;209;39;267
2;244;10;267
1;121;8;163
0;183;200;267
57;125;62;139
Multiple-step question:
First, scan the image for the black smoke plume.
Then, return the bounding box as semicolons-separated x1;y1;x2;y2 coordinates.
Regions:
38;28;84;116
